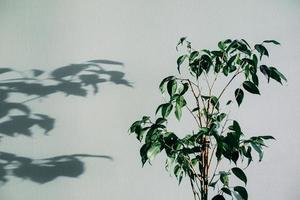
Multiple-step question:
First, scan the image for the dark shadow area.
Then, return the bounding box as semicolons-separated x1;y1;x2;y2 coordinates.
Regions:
0;151;112;184
0;59;131;184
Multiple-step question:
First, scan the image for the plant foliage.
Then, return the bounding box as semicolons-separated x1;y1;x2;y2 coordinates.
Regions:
129;38;286;200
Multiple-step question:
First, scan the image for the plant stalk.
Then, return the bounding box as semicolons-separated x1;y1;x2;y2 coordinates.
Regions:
201;135;210;200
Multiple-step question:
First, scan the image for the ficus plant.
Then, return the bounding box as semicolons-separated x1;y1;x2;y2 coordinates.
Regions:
129;38;286;200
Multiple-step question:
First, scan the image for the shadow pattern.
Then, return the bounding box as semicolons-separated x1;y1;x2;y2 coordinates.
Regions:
0;59;130;184
0;151;112;184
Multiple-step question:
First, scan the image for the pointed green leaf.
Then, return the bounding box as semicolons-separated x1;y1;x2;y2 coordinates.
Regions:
177;55;188;73
251;73;259;86
234;186;248;200
243;81;260;95
263;40;280;45
234;88;244;106
159;76;174;93
189;51;199;61
140;143;150;166
167;80;177;96
179;82;189;95
269;67;282;84
232;167;247;185
155;104;165;115
221;187;232;196
226;100;232;105
220;171;230;186
260;135;275;140
147;143;161;161
251;142;264;161
175;103;182;120
162;103;173;118
232;191;243;200
176;37;187;50
255;44;269;60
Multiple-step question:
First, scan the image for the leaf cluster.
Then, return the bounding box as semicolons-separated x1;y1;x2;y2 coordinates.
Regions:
129;38;286;200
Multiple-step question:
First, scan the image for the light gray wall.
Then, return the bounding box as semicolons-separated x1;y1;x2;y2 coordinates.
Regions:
0;0;299;199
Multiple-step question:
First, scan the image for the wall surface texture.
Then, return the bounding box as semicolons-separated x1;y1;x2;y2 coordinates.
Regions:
0;0;299;200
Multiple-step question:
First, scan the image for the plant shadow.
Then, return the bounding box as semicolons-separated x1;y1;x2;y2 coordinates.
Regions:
0;59;131;184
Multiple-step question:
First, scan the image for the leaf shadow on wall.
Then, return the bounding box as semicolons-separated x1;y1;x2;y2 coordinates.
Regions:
0;59;132;184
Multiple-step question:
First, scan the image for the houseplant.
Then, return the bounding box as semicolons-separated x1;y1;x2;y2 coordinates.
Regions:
129;38;286;200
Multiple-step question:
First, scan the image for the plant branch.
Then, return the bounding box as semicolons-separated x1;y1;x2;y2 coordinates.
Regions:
208;160;220;185
186;105;201;128
188;79;204;127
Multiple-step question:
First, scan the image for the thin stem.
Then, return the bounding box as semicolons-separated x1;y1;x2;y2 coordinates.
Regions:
190;178;200;200
188;79;204;127
203;72;211;92
190;178;199;200
210;72;219;94
208;160;220;185
208;67;243;125
186;105;201;128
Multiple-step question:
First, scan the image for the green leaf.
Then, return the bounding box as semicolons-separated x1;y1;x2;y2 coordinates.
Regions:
217;113;226;122
220;171;230;186
232;167;247;185
129;120;141;133
221;187;232;196
269;67;282;84
223;65;229;76
159;76;174;93
255;44;269;60
210;96;219;110
179;82;189;95
260;135;275;140
147;143;161;161
178;170;184;184
259;65;270;80
263;40;280;45
176;95;186;107
252;54;258;67
142;116;150;123
218;40;226;50
177;55;188;73
189;51;199;61
251;142;264;161
232;191;243;200
162;103;173;118
155;117;167;124
243;81;260;95
209;180;218;188
140;143;150;166
226;100;232;105
167;79;177;96
269;67;287;83
175;103;182;120
244;146;253;167
155;104;164;115
165;156;175;172
241;39;251;48
235;88;244;106
242;58;255;67
229;120;241;133
176;37;187;50
251;73;259;86
227;54;237;66
212;195;226;200
273;68;287;82
234;186;248;200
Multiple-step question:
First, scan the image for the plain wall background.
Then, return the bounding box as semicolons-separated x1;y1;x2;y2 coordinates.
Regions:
0;0;299;199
